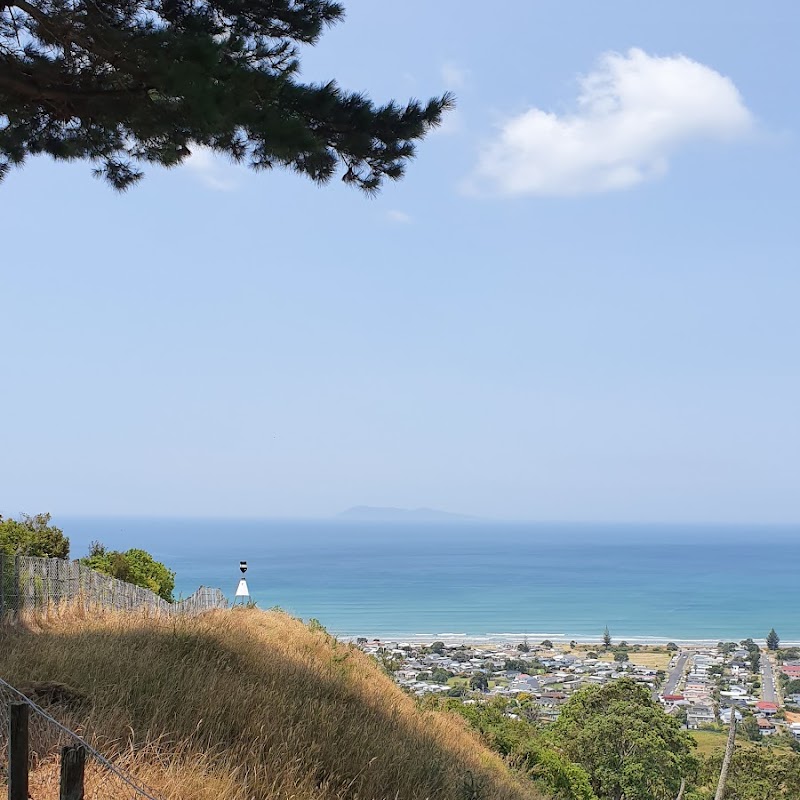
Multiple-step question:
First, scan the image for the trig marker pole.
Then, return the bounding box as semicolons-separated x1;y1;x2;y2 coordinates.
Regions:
235;561;250;605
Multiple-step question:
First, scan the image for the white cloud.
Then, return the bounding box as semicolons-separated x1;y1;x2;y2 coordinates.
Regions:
469;48;754;197
441;61;469;90
185;146;240;191
386;210;413;224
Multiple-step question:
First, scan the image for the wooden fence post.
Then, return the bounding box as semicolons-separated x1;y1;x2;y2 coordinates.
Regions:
8;702;29;800
59;745;86;800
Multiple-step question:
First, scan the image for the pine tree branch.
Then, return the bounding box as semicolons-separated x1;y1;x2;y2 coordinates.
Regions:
0;64;147;102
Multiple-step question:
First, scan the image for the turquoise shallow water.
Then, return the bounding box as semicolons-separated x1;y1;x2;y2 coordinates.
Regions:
61;518;800;643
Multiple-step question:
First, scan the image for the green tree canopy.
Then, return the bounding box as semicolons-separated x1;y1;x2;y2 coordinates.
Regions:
504;658;543;673
469;672;489;692
81;542;175;601
549;678;698;800
767;628;780;651
430;667;452;685
784;679;800;696
432;696;597;800
602;627;612;649
613;650;629;663
0;512;69;558
739;714;761;742
696;746;800;799
0;1;452;189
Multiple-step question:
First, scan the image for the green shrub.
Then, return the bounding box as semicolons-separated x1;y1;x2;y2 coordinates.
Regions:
81;542;175;601
0;513;69;558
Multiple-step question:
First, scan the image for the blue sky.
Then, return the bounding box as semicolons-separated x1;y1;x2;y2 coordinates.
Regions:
2;0;798;522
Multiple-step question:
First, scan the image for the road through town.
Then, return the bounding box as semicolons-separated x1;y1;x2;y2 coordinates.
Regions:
663;652;690;696
761;654;777;703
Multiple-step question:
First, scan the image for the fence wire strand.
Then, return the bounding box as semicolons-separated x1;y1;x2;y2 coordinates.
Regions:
0;677;164;799
0;556;228;796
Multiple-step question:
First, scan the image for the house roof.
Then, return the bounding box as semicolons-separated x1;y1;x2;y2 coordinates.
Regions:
756;701;779;711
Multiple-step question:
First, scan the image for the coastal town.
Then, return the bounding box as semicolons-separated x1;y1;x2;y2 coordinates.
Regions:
358;634;800;740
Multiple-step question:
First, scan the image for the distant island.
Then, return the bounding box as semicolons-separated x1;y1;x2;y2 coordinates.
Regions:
336;506;480;522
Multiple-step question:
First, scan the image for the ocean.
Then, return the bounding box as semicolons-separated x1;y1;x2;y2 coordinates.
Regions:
60;518;800;644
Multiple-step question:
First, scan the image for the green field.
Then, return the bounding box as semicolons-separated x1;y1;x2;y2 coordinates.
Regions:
691;730;728;757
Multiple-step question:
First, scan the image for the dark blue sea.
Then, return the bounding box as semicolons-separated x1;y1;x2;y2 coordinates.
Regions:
59;518;800;643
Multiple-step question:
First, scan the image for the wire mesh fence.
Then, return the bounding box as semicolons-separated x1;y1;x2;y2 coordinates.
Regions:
0;677;163;799
0;554;227;617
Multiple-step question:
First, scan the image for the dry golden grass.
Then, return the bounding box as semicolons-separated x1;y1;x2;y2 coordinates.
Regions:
596;650;671;670
0;608;544;800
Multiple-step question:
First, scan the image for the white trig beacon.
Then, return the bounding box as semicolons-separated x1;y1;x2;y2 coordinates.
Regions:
235;560;250;603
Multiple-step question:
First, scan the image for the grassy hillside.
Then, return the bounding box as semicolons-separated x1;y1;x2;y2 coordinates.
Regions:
0;609;544;800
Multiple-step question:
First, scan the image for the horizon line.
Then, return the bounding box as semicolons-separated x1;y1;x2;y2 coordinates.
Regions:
44;512;800;527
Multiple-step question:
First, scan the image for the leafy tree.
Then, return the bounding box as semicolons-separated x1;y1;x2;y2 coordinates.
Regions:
739;638;761;672
602;626;612;649
666;642;679;652
541;639;554;649
586;651;598;659
81;542;175;601
719;642;738;655
696;747;800;798
550;678;698;800
517;637;531;653
784;679;800;696
749;650;761;673
430;667;452;685
432;696;597;800
739;714;761;742
0;512;69;558
767;628;780;651
469;672;489;692
429;640;446;654
0;1;452;190
613;650;629;663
